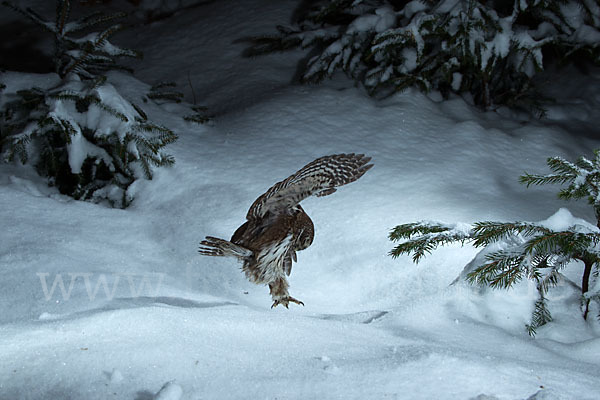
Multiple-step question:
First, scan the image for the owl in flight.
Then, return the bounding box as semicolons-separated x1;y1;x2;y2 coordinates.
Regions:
198;153;373;308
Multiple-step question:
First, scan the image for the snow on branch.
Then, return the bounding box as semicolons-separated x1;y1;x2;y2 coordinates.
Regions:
246;0;600;113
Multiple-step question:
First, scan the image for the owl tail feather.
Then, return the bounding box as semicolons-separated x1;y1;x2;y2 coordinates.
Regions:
198;236;253;260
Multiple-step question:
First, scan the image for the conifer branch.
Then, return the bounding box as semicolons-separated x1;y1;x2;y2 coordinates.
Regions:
56;0;71;35
131;103;148;121
466;251;525;289
523;231;592;256
146;82;184;104
519;173;572;187
389;222;472;262
1;2;52;33
471;221;551;247
526;293;553;336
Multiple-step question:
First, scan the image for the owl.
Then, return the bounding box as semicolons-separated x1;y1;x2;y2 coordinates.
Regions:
198;153;373;308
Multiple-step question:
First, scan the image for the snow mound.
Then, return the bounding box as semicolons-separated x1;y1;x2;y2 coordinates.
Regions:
538;208;598;233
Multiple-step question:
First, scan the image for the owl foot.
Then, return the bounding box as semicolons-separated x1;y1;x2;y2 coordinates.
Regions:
271;296;304;309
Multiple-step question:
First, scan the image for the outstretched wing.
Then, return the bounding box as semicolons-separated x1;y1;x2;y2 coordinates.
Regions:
247;153;373;220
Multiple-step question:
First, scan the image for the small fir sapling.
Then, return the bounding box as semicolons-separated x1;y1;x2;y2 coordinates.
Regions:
389;151;600;335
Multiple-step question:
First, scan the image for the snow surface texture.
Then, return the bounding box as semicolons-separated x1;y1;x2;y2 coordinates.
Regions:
1;1;600;399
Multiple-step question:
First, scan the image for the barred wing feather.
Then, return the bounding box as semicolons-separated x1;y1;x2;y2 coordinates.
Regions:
247;153;373;219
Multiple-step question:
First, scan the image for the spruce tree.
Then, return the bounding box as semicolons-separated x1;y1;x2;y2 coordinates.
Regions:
389;151;600;335
247;0;600;113
1;75;177;207
0;0;177;207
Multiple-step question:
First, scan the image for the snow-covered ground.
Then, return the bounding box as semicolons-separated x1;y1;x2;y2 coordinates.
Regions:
1;1;600;399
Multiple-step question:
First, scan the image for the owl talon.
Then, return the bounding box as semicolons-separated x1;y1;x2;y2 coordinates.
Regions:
271;297;304;309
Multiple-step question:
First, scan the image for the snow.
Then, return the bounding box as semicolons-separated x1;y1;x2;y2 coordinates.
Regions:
537;208;598;233
436;0;461;14
404;1;428;19
451;72;462;91
65;123;116;174
348;6;396;34
483;16;513;68
1;0;600;399
573;24;600;45
401;48;418;72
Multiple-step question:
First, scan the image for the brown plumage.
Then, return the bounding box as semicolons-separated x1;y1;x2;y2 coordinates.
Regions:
198;153;373;308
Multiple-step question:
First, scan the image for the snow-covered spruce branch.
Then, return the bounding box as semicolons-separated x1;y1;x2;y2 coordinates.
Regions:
521;150;600;226
246;0;600;113
389;222;472;262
